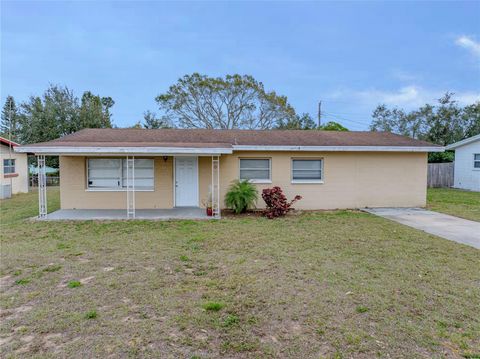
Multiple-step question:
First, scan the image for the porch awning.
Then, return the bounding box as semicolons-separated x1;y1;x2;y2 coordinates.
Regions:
15;142;233;156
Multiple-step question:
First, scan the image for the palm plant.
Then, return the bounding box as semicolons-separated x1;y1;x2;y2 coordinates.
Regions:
225;180;258;214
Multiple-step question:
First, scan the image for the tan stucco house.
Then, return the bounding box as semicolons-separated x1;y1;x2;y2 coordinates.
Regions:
15;128;443;219
1;136;29;198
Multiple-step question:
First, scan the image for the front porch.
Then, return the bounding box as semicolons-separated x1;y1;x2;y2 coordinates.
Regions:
35;153;223;220
39;207;210;221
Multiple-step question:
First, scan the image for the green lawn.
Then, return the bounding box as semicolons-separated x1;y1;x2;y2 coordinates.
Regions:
427;188;480;222
1;190;479;358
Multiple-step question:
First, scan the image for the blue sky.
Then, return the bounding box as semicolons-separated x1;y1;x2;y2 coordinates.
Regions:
1;1;479;130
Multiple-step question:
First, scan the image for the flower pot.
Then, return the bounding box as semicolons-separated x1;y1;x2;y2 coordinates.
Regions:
206;207;213;216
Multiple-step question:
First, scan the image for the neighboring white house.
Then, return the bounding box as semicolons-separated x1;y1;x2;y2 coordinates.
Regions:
446;134;480;192
0;136;29;198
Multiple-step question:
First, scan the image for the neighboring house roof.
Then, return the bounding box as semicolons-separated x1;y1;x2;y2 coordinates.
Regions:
0;136;20;147
445;134;480;150
15;128;444;154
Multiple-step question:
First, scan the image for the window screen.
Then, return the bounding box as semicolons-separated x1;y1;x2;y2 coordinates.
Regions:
87;158;154;190
292;159;323;181
474;154;480;169
88;159;122;188
239;159;270;181
121;159;154;189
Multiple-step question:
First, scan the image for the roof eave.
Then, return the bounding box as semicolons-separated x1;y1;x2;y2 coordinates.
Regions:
14;146;233;155
232;145;444;152
15;145;444;154
445;134;480;150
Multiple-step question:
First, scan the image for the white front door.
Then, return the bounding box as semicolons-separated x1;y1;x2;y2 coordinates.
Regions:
175;157;199;207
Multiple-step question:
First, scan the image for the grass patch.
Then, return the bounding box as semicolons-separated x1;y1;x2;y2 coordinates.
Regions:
223;314;240;327
84;310;97;319
14;278;31;285
427;188;480;221
0;190;479;357
355;305;369;313
67;280;82;288
43;264;62;272
202;301;224;312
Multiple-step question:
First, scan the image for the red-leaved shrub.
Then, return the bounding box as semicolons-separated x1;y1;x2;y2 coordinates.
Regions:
261;186;302;219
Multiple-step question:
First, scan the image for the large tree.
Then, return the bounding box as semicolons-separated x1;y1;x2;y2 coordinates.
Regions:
155;73;296;129
370;93;479;161
16;85;114;167
17;85;114;145
78;91;114;131
1;96;20;141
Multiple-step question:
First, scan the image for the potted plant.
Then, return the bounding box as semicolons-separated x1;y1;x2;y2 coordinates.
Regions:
202;192;213;216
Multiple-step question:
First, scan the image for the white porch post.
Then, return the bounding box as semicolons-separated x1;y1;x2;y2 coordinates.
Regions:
37;155;47;218
211;156;221;219
126;155;135;218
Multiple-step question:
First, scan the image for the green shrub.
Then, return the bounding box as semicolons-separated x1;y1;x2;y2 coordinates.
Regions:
225;180;258;214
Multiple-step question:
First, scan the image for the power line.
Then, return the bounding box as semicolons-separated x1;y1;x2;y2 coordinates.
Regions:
321;111;370;127
320;109;372;117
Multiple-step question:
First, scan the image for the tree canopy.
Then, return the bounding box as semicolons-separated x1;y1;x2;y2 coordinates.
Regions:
1;85;114;146
1;85;115;167
1;95;20;142
276;113;317;130
370;93;479;145
142;110;173;129
155;73;297;129
370;93;479;162
320;121;349;131
276;113;349;131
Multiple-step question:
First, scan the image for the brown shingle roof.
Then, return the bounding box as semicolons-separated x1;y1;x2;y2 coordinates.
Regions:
26;128;439;148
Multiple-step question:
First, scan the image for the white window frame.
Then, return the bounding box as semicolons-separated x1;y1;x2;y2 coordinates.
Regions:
85;158;155;192
3;159;16;174
474;154;480;171
239;158;272;184
291;158;324;184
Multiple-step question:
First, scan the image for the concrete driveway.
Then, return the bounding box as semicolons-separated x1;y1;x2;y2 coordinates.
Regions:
364;208;480;249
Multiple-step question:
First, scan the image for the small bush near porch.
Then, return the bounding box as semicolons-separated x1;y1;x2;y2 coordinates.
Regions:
1;190;479;358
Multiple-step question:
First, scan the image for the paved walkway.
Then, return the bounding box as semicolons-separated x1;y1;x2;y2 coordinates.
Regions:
364;208;480;249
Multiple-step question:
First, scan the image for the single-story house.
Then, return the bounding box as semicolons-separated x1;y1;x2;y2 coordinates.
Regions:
1;136;28;198
446;134;480;192
15;128;443;219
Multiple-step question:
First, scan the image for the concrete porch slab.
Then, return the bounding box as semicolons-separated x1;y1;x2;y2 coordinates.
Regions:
40;208;211;221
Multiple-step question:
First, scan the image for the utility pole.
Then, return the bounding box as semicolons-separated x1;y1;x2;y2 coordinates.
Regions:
317;101;322;127
8;99;13;191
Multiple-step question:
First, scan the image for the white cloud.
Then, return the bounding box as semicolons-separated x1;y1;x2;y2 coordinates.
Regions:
331;86;480;109
455;35;480;58
391;69;418;82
